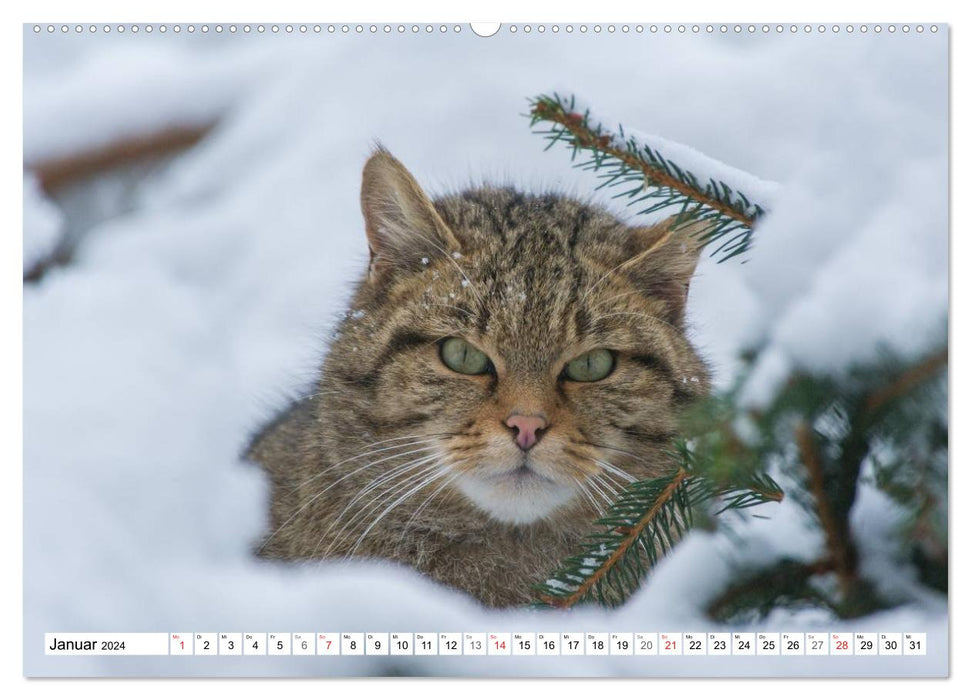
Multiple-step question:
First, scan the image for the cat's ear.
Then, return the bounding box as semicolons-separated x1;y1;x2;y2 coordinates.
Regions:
621;218;709;325
360;147;461;281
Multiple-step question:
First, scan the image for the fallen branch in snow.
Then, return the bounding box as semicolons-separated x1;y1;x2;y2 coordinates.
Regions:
30;123;213;192
24;122;215;283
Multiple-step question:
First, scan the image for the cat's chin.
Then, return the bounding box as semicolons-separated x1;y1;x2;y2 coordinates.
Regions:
455;468;577;525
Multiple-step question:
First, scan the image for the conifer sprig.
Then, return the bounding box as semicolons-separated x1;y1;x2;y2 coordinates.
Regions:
528;93;768;261
527;93;945;621
706;346;947;621
534;450;783;609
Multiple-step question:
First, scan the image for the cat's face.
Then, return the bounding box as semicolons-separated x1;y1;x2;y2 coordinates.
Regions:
322;149;709;525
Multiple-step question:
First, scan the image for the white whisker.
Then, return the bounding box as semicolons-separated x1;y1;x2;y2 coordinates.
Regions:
347;467;452;557
574;477;605;516
585;475;616;511
289;435;447;493
327;453;444;530
259;446;441;553
594;459;637;483
595;473;621;498
393;466;464;556
321;459;449;558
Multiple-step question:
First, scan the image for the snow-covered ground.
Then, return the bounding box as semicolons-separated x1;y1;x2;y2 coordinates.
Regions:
22;25;948;676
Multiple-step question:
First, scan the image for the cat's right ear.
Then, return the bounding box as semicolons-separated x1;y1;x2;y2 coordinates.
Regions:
360;148;461;282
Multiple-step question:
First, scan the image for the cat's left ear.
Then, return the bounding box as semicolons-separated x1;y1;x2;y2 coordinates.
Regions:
621;218;709;325
360;147;462;282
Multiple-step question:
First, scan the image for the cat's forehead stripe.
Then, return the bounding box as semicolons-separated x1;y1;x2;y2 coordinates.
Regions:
347;187;702;386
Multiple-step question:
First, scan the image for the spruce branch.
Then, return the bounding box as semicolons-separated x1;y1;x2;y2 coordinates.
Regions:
536;468;689;609
864;348;948;415
534;450;783;610
528;93;770;261
795;422;857;596
706;344;947;620
525;93;946;620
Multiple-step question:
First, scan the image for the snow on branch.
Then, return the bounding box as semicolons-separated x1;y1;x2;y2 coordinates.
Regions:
528;93;780;262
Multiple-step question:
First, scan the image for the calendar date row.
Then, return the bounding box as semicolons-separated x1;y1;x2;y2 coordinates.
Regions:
46;632;927;656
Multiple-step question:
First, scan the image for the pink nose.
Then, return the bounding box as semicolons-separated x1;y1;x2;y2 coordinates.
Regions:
505;414;548;451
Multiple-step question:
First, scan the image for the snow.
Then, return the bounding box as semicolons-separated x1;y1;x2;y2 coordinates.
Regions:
750;155;948;383
22;26;947;677
23;39;279;165
577;97;783;216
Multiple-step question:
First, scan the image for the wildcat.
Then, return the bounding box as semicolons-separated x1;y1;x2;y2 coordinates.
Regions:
248;148;711;607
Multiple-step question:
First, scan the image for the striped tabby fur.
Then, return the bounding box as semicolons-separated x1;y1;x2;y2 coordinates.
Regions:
248;149;710;607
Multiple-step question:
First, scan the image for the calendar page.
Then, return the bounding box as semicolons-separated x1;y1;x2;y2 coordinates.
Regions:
22;19;948;678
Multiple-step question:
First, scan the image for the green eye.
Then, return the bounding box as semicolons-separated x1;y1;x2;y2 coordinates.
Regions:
564;349;615;382
440;337;491;375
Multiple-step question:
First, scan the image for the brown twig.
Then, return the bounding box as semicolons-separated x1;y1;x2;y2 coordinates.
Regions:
864;349;948;415
794;422;856;595
531;100;755;228
539;469;690;609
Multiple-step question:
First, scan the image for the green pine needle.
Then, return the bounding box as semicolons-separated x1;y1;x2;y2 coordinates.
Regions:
527;92;768;262
534;455;783;609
